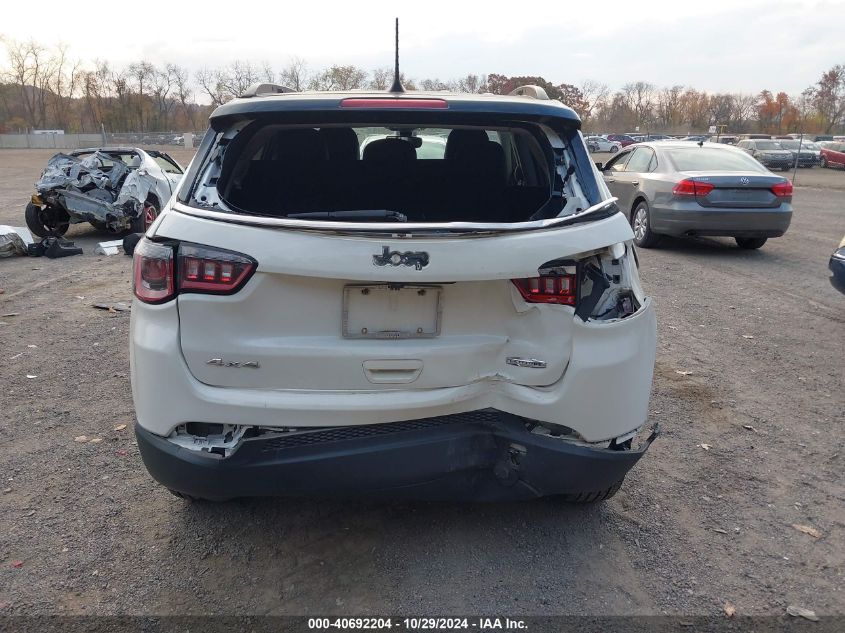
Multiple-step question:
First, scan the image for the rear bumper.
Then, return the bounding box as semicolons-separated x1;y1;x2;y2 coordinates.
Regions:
651;205;792;238
136;410;659;501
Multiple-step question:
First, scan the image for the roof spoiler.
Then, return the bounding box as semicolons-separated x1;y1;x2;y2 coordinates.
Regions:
508;85;550;100
239;83;296;98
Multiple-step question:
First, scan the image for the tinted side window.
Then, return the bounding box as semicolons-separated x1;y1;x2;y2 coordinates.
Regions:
605;151;631;172
624;147;655;173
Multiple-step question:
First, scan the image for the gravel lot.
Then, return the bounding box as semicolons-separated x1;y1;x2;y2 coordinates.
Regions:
0;149;843;617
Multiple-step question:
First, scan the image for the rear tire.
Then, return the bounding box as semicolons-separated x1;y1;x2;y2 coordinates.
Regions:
560;480;623;503
25;203;69;238
129;198;159;234
736;237;768;249
631;200;660;248
610;145;619;153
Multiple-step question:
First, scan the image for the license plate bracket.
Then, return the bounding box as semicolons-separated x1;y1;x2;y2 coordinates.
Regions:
342;284;442;339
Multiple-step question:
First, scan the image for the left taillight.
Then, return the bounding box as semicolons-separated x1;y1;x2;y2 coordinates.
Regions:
133;239;256;304
133;239;175;304
178;243;256;294
512;274;577;306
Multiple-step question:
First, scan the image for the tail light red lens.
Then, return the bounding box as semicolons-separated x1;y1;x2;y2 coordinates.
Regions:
771;181;794;197
512;274;577;306
178;244;256;294
133;239;175;304
133;239;256;304
673;179;715;197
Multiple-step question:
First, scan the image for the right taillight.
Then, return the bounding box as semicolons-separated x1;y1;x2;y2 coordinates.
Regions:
771;181;794;197
133;239;256;304
512;274;577;306
673;178;715;197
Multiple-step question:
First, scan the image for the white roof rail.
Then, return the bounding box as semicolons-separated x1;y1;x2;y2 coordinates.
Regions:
240;83;296;98
508;85;550;100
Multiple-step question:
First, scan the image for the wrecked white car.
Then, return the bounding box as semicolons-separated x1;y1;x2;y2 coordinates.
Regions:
25;148;184;237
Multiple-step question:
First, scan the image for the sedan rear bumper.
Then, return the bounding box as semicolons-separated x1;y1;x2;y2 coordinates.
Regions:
136;410;659;502
651;205;792;238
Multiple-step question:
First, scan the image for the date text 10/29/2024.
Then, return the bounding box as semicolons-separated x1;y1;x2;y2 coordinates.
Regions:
308;618;528;630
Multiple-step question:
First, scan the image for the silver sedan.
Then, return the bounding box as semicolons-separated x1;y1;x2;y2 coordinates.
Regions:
598;142;793;250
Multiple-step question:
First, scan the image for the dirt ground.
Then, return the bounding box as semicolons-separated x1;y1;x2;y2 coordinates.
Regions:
0;148;843;618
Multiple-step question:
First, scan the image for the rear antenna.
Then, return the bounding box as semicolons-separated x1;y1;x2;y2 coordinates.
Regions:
389;17;405;93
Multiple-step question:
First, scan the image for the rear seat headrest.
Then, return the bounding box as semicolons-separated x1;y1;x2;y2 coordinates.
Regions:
362;138;417;164
321;128;359;161
445;129;491;160
267;128;327;162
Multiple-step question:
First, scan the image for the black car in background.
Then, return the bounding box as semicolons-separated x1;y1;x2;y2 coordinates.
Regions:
777;140;817;167
736;139;793;171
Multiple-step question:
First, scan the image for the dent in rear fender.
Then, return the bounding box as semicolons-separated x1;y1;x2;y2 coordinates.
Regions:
491;298;656;443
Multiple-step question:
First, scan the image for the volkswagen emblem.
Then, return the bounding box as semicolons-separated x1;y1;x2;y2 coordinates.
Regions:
740;177;750;185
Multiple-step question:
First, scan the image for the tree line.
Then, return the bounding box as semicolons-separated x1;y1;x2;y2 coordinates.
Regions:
1;38;843;136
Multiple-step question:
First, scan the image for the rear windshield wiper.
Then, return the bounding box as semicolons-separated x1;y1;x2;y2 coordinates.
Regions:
286;210;407;222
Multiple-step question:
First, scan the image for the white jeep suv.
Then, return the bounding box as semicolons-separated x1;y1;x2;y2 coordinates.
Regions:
130;85;658;502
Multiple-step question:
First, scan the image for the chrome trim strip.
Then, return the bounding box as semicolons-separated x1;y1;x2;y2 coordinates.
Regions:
169;198;619;234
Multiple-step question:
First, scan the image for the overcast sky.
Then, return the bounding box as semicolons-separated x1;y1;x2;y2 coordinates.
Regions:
2;0;843;97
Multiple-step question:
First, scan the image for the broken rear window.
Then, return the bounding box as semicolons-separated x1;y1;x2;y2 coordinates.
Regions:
191;121;593;224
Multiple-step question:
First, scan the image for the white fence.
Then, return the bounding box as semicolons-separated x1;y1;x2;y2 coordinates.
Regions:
0;131;205;149
0;133;105;149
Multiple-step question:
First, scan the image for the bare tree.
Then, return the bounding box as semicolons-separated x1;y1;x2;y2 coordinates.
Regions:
260;61;275;83
579;80;609;122
370;67;391;90
47;44;82;132
280;56;309;91
656;85;683;130
169;64;197;129
3;38;57;129
309;65;368;91
151;67;174;130
454;74;485;94
622;81;656;127
217;60;262;99
196;67;226;106
128;61;156;128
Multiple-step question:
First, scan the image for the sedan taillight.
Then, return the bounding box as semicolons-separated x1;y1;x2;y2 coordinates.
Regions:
771;181;794;197
673;178;715;197
512;274;577;306
133;239;256;304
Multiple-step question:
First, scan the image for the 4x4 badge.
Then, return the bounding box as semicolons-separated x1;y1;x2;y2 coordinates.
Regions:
373;246;429;270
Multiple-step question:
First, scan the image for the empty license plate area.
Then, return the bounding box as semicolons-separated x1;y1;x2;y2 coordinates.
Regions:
342;285;442;339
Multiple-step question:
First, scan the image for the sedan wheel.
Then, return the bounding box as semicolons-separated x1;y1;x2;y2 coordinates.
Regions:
610;145;619;154
631;201;660;248
821;156;828;168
